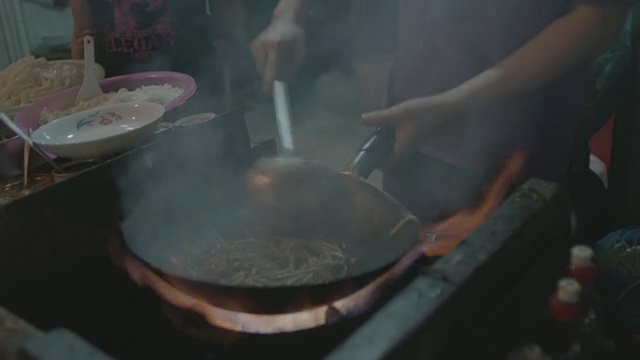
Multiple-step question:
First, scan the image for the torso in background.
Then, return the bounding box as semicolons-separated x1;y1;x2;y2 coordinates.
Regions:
86;0;266;110
87;0;214;78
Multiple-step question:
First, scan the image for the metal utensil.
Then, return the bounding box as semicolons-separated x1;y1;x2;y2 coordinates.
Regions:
346;125;395;178
0;112;63;172
272;80;295;156
75;35;103;105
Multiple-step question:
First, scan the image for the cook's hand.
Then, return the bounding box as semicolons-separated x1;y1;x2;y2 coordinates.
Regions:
251;19;306;94
361;95;458;165
75;29;96;47
71;29;96;60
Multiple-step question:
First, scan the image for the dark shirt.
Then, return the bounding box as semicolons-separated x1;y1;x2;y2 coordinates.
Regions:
87;0;214;77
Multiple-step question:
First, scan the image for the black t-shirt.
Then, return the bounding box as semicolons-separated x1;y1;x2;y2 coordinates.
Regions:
87;0;214;77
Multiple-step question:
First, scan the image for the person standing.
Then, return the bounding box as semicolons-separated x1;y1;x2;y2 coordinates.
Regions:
69;0;217;78
251;0;630;222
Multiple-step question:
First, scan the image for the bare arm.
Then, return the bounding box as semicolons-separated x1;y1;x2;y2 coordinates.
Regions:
69;0;94;59
362;1;630;158
251;0;309;92
443;2;629;110
272;0;308;24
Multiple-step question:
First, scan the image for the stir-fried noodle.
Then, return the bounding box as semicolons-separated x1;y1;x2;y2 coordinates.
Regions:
195;237;356;287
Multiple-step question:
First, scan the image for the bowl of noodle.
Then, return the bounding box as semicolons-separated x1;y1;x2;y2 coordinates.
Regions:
0;57;106;117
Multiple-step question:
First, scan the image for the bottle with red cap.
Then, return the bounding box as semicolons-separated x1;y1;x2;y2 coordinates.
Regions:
537;278;586;359
508;278;590;359
567;245;619;358
567;245;597;288
567;245;601;335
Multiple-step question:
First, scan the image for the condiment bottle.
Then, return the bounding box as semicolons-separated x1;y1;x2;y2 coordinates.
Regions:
567;245;618;358
538;278;585;359
568;245;596;288
568;245;602;337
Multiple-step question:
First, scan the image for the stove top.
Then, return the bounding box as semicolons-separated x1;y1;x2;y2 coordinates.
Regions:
0;177;578;360
109;231;428;335
0;250;426;360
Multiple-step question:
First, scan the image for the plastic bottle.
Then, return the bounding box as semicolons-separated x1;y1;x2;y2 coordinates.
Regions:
568;246;596;288
568;245;619;358
568;245;601;336
538;278;585;359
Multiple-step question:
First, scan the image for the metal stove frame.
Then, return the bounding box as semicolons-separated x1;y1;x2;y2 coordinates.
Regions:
0;106;572;360
327;179;571;359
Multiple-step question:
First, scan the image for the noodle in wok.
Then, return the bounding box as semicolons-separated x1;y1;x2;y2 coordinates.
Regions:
195;237;356;287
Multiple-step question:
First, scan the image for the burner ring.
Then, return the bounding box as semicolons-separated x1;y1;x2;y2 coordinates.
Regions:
109;236;424;334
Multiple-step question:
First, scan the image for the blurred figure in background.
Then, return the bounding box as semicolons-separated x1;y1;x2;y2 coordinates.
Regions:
251;0;630;222
69;0;218;78
69;0;260;114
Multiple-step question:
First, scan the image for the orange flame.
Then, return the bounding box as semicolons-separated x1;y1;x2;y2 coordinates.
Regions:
422;150;527;256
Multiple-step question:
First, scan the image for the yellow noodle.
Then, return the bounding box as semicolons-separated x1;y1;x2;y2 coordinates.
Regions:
194;237;355;287
0;56;86;107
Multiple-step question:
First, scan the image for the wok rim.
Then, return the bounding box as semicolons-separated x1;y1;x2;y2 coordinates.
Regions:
120;176;421;290
122;226;418;291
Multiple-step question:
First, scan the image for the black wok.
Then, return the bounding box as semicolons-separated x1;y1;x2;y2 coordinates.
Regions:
118;123;418;313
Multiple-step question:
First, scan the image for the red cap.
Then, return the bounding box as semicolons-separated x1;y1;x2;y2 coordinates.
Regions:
550;278;583;322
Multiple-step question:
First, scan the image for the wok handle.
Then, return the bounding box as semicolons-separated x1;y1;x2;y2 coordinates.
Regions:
346;125;395;179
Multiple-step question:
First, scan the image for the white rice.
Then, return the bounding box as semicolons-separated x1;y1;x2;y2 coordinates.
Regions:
40;84;184;124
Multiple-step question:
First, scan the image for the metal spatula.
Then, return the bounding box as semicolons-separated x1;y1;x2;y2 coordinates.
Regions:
272;80;295;156
75;35;103;105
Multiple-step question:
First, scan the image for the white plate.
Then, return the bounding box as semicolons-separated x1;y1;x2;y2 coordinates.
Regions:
31;102;164;159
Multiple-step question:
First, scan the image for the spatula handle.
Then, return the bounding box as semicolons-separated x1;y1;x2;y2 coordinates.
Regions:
347;125;395;179
273;80;295;156
83;36;95;74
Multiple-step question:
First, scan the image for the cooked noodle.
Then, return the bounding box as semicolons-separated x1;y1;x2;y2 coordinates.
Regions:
0;56;86;107
195;237;356;287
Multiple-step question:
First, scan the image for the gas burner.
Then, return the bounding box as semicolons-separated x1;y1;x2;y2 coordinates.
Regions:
109;235;426;334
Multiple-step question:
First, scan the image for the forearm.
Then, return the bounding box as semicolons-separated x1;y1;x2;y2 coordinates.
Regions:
71;40;83;60
444;3;629;109
272;0;309;24
69;0;93;59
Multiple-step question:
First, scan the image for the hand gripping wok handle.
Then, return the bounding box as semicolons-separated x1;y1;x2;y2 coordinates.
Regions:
346;125;395;179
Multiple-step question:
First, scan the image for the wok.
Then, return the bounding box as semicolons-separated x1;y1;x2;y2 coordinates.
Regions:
118;124;420;313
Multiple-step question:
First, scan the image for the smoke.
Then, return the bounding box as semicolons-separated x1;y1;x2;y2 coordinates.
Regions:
110;6;362;274
113;117;245;273
112;0;595;267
